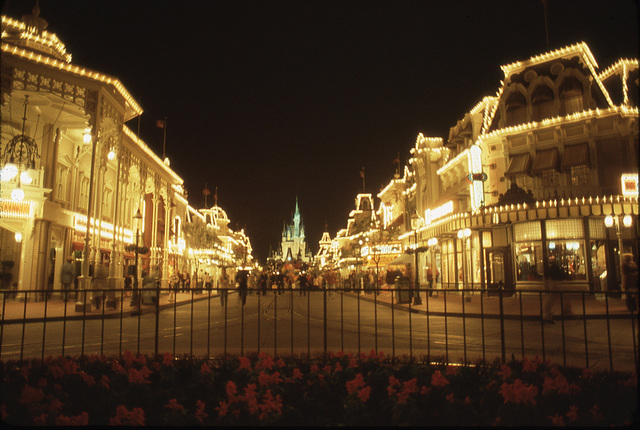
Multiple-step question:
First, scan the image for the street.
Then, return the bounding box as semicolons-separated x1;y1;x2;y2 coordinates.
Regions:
1;291;636;372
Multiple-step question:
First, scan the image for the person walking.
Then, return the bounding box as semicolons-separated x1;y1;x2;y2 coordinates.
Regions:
543;256;566;323
622;253;638;312
60;257;75;302
218;267;229;308
236;270;248;306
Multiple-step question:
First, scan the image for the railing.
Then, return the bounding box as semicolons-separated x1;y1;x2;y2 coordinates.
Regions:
0;287;637;372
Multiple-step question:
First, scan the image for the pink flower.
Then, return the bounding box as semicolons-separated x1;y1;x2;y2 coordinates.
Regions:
164;398;185;411
109;405;145;426
430;370;449;387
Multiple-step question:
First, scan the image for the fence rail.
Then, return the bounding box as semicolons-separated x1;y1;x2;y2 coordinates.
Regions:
1;287;637;372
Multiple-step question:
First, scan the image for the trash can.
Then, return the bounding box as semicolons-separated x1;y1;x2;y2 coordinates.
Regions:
395;276;412;304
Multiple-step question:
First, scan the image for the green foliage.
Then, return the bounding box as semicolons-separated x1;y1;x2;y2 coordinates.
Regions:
182;218;222;250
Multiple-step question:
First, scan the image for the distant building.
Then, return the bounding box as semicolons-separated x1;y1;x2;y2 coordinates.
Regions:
271;197;312;263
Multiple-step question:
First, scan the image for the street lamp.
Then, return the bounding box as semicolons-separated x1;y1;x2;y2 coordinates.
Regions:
410;214;423;305
604;214;633;289
457;228;471;301
130;209;143;307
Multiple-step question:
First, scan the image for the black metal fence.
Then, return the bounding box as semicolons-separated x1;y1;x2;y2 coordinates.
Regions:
0;287;637;372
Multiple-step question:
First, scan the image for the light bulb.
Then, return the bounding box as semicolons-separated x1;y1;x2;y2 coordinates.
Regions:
11;187;25;201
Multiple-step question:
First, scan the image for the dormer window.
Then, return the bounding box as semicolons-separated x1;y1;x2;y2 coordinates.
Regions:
505;91;527;126
531;85;555;121
560;77;584;115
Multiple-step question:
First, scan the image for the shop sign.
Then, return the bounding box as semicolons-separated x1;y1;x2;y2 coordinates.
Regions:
0;198;32;219
424;200;454;225
360;242;403;257
621;173;638;197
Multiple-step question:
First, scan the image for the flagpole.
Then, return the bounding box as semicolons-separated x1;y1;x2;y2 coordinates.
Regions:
162;116;167;159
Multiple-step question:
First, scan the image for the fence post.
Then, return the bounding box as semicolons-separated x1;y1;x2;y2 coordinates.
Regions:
155;280;160;356
323;286;327;356
499;282;506;363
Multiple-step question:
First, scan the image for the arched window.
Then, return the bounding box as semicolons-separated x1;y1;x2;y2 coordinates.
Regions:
560;76;583;115
531;85;555;121
505;91;527;126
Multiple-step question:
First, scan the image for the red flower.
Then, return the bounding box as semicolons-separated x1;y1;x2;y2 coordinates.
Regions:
127;366;151;384
109;405;145;426
276;358;286;368
310;364;319;373
348;358;358;368
464;396;471;405
1;404;7;421
548;413;565;426
581;367;594;379
225;381;237;401
291;368;303;380
100;375;110;389
256;352;274;370
446;365;458;376
200;362;212;375
430;370;449;387
55;412;89;425
566;405;579;421
446;393;455;404
322;364;332;373
543;373;580;395
123;350;136;367
258;371;282;387
522;357;538;372
215;401;229;418
33;413;48;425
346;373;366;394
499;379;538;405
333;362;343;373
497;363;512;380
164;398;185;411
111;360;126;375
238;356;252;370
19;385;45;405
195;400;208;423
161;352;174;367
589;405;603;421
37;377;47;387
48;398;64;414
79;371;95;387
19;363;31;381
357;386;371;402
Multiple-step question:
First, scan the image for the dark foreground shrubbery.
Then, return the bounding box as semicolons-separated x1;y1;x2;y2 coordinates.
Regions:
0;350;636;426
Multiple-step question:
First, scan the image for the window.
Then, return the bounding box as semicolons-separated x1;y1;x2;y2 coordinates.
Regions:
505;92;528;126
546;219;586;281
541;170;560;187
560;77;584;115
79;176;89;211
56;164;69;203
531;85;555;121
570;165;590;186
546;219;583;239
514;222;543;281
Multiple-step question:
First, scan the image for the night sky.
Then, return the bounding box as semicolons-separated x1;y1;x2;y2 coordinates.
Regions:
2;0;638;262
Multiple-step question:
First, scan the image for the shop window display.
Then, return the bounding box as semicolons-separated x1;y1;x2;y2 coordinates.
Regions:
547;240;587;281
515;242;544;281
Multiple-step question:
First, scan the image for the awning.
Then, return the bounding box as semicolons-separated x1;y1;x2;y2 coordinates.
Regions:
389;253;413;266
531;148;559;174
504;153;531;177
561;143;590;170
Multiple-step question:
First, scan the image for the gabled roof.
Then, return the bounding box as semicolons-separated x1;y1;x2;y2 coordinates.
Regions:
598;58;639;107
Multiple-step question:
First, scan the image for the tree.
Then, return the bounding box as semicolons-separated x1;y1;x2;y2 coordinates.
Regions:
183;218;223;282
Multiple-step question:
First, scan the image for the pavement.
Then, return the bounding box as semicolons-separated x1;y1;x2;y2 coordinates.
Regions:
0;287;634;324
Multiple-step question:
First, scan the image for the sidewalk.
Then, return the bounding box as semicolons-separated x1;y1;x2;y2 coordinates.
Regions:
0;288;633;324
343;288;633;320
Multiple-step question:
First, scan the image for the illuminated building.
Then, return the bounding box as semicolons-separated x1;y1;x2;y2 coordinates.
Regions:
271;197;312;263
0;8;250;300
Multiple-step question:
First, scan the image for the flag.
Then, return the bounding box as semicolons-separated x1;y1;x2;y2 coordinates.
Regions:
156;119;164;128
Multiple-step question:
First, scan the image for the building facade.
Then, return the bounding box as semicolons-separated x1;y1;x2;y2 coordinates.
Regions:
0;10;251;300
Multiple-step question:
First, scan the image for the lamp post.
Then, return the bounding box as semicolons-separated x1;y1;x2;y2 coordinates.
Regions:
458;228;471;301
410;214;423;306
130;209;143;307
604;214;633;290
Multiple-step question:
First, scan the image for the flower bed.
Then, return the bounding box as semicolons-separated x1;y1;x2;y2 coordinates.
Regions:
0;350;636;426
